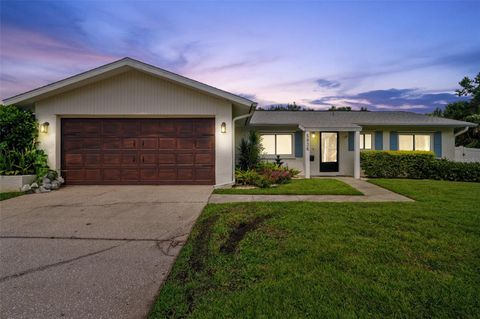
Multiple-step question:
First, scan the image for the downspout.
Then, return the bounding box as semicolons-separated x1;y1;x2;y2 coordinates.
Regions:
454;126;469;137
230;103;257;185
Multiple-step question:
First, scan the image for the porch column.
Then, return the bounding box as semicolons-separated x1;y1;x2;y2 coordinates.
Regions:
354;130;360;179
304;131;310;178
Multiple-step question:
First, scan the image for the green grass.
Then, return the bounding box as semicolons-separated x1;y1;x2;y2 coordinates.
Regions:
0;192;24;201
213;178;362;195
150;179;480;318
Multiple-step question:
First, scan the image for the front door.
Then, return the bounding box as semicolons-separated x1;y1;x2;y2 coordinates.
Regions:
320;132;339;172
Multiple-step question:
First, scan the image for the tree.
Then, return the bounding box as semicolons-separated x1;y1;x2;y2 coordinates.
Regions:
328;106;351;111
238;131;264;170
442;73;480;148
265;102;308;111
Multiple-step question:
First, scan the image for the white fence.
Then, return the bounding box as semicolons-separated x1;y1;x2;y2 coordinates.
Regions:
455;146;480;162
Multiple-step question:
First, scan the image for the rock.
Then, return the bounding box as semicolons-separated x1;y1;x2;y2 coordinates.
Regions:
34;188;41;194
57;176;65;184
43;183;52;190
21;184;31;192
30;182;39;189
51;181;60;190
42;177;51;184
39;186;51;193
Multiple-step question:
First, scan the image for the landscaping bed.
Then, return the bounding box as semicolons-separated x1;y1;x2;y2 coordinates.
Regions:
214;178;362;195
150;179;480;318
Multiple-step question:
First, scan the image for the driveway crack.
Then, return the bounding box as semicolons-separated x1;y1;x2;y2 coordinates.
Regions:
0;241;130;283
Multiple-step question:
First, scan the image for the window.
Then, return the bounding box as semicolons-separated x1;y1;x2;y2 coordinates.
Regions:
260;134;293;155
360;133;372;150
399;134;431;151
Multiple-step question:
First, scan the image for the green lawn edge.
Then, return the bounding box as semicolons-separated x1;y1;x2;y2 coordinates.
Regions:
213;178;362;195
0;192;25;201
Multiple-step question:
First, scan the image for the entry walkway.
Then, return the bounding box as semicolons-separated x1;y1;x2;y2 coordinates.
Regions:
208;178;413;203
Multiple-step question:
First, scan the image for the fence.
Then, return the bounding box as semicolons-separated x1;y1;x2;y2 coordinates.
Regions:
455;146;480;162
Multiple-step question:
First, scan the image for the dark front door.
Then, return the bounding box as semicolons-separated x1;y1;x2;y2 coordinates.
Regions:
320;132;339;172
61;118;215;185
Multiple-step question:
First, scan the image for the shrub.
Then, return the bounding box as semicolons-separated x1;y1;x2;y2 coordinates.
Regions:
0;105;38;150
0;146;48;177
361;150;480;182
256;162;300;184
235;169;271;188
361;151;435;178
238;131;263;170
0;105;49;177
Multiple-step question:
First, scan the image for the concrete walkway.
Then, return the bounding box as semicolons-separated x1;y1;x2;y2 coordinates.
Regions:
209;177;413;203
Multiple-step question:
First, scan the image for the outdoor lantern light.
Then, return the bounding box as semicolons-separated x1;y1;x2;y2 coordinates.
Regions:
221;122;226;133
40;122;49;133
312;133;316;138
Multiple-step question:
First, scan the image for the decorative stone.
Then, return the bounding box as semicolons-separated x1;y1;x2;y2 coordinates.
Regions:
51;181;60;190
21;184;31;192
30;182;39;189
39;186;51;193
57;176;65;184
43;183;52;190
42;177;51;184
34;188;41;193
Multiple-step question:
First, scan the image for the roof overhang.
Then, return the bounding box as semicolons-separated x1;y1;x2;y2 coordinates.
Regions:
3;57;255;109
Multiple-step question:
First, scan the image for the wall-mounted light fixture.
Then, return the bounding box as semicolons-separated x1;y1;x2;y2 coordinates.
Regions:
221;122;227;133
40;122;49;133
311;133;316;138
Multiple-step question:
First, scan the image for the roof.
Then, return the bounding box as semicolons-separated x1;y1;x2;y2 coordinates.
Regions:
3;57;256;108
249;110;477;129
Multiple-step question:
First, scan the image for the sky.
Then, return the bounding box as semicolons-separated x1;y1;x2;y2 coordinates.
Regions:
1;0;479;112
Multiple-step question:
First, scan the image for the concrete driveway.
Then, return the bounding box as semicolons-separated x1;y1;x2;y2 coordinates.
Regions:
0;185;212;319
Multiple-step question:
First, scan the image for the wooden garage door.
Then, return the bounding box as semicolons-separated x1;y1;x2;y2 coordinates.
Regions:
61;118;215;185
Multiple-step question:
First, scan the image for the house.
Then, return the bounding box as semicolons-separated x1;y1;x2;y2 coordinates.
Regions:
3;58;476;186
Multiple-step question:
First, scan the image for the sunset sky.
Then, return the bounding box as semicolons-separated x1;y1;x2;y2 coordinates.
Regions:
1;0;479;112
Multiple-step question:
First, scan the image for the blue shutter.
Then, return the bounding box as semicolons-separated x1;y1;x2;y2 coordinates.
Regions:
294;131;303;157
434;131;442;157
390;131;398;150
375;131;383;150
348;132;354;151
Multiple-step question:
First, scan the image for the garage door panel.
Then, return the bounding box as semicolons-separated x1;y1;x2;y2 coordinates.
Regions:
196;138;214;150
195;167;214;180
158;154;175;164
103;153;122;165
63;139;83;152
85;154;101;166
158;167;177;180
177;138;195;149
159;138;176;149
177;153;194;164
62;118;215;185
103;168;121;181
103;138;122;150
177;167;194;180
122;138;138;149
195;153;213;164
65;154;83;166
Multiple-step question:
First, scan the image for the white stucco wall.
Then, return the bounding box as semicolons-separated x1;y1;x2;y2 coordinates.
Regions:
34;70;235;185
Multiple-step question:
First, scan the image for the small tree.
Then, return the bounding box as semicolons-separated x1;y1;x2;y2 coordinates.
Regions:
238;131;263;170
0;105;38;150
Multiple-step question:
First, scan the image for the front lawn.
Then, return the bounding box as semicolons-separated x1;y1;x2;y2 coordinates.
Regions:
150;179;480;318
213;178;362;195
0;192;24;201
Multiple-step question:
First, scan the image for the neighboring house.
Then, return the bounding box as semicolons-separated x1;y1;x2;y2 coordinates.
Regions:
3;58;476;186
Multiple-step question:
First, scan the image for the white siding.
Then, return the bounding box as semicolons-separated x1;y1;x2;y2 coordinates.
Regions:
35;70;234;185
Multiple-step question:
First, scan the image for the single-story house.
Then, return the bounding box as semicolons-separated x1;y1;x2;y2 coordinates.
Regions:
3;58;476;186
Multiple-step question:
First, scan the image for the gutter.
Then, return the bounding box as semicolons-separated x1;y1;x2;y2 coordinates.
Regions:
455;126;470;137
228;102;257;186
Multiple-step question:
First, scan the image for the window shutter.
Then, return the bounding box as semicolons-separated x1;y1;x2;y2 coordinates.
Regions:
375;131;383;150
390;131;398;150
348;132;354;151
434;131;442;157
294;131;303;157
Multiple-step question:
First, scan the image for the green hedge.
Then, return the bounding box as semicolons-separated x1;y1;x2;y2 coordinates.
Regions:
361;151;480;182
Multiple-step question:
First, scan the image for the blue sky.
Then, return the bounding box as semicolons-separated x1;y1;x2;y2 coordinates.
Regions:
1;0;479;112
